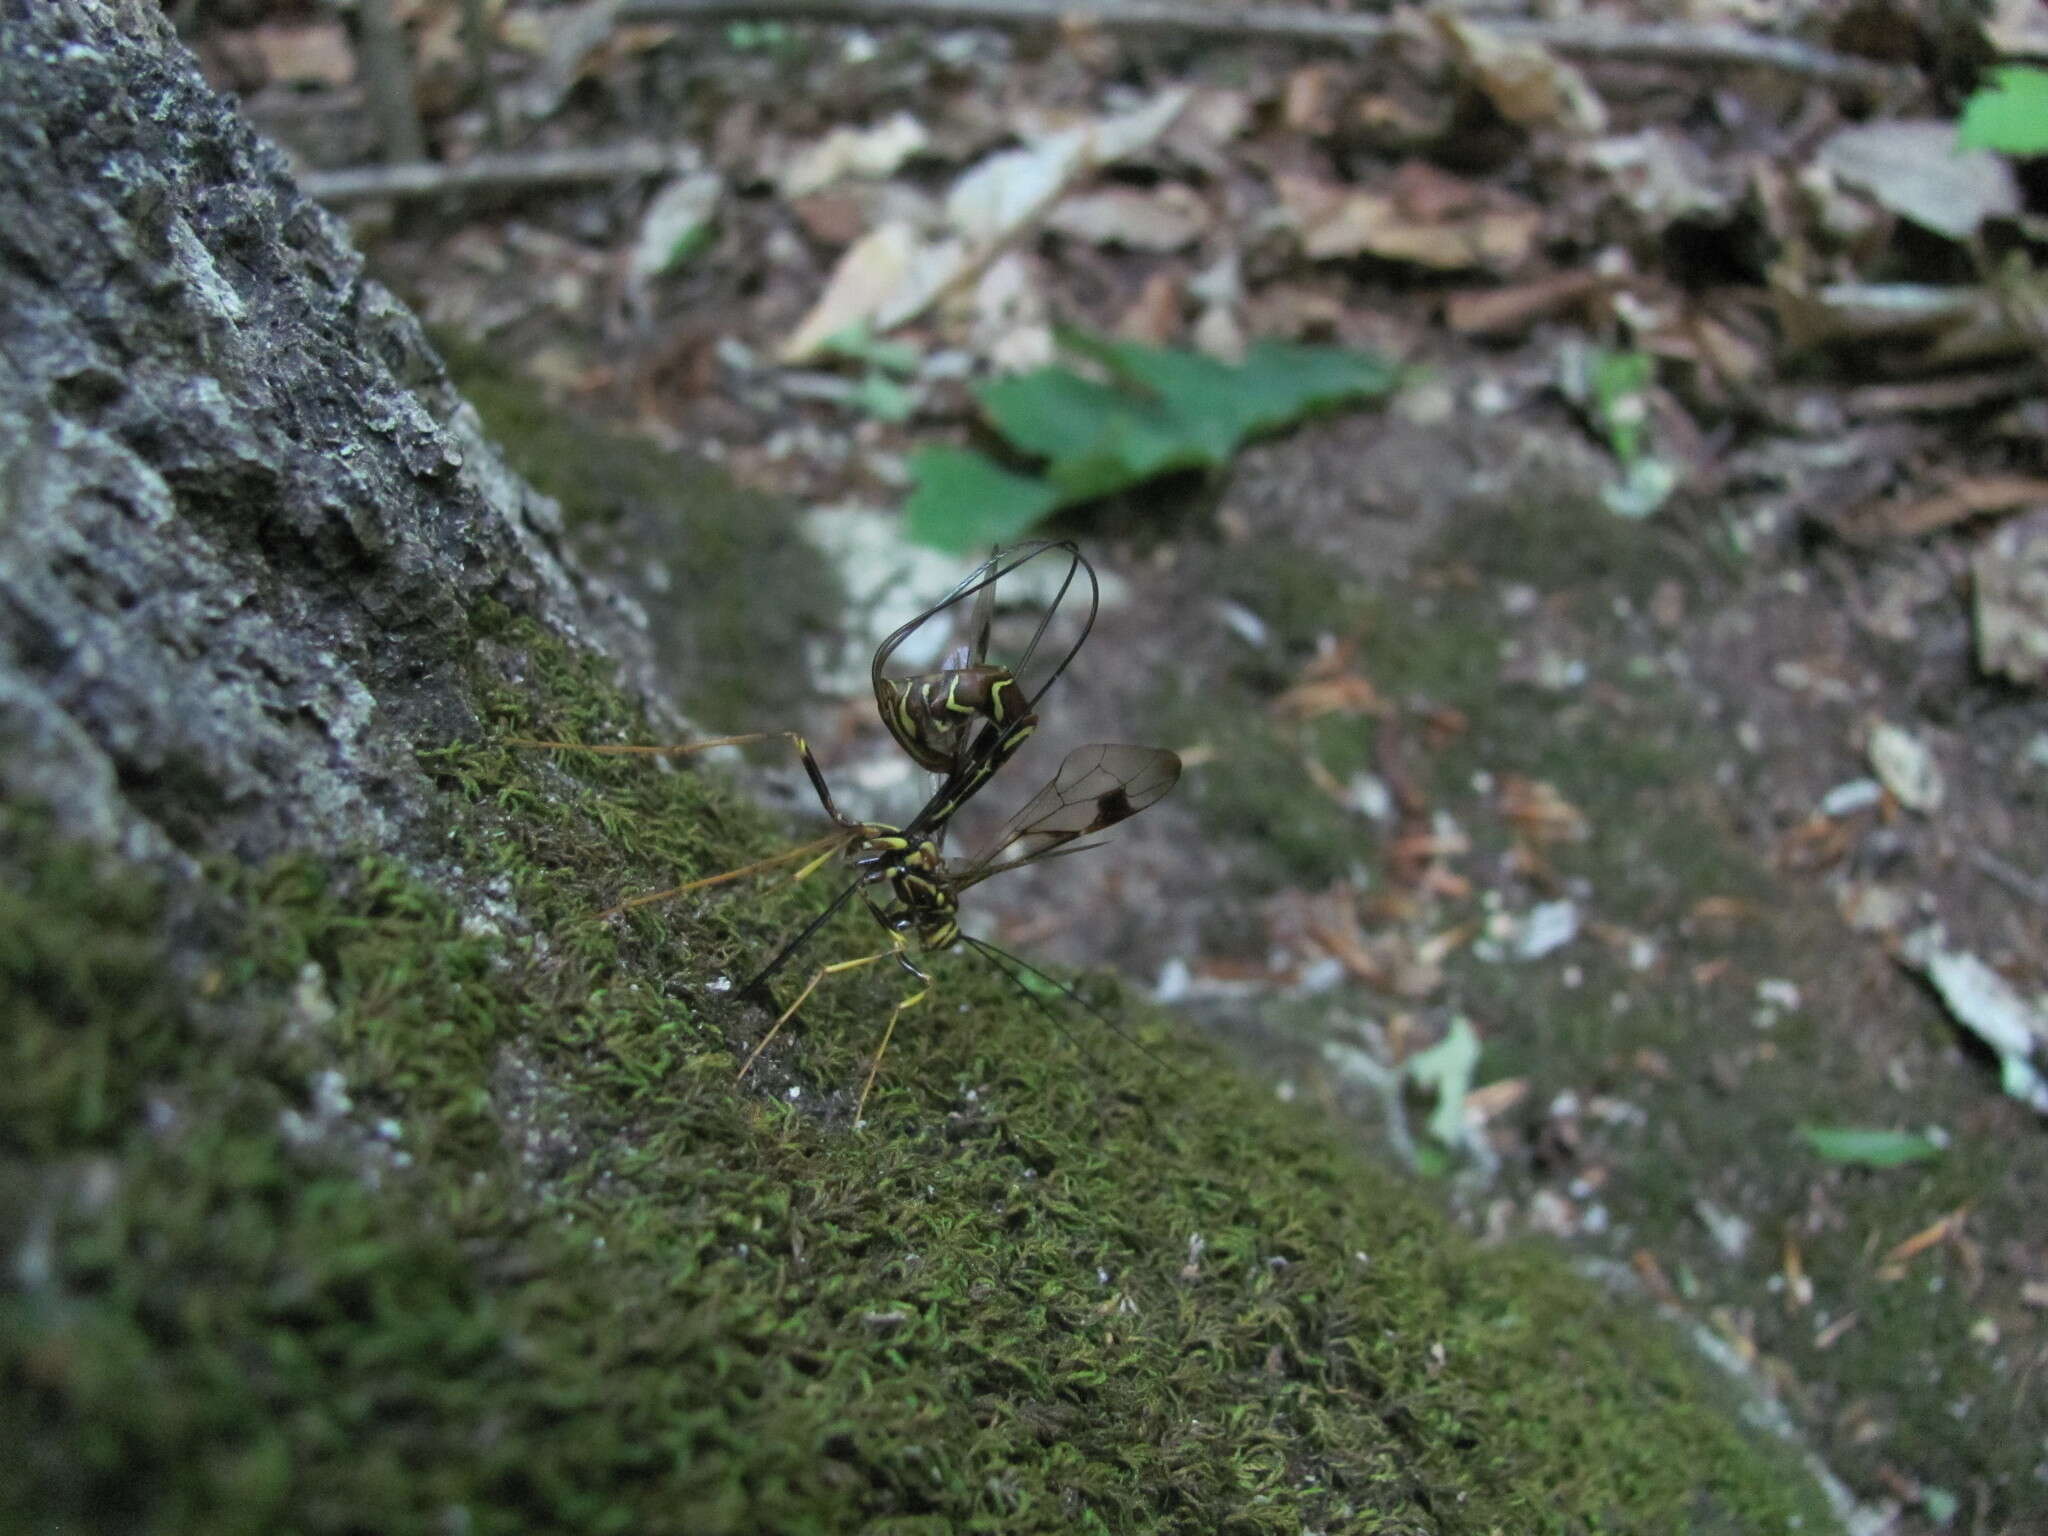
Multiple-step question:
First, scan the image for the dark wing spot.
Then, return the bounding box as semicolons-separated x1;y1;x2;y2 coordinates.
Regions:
1094;787;1132;825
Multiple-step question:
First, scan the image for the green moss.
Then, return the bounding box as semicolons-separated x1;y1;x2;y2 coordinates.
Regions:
2;606;1836;1533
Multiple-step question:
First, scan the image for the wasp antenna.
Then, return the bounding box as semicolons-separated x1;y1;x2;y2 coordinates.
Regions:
1019;548;1100;712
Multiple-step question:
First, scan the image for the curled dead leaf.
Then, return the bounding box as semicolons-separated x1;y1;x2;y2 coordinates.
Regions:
1279;165;1542;273
1497;774;1589;842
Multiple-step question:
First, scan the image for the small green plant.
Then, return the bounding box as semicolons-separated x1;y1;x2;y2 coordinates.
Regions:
1797;1125;1946;1168
821;322;922;424
1959;66;2048;156
904;332;1397;550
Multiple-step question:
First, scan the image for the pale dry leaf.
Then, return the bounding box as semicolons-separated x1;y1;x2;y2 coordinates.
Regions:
778;113;930;199
1816;121;2021;242
1867;720;1945;812
1045;185;1209;251
1901;926;2048;1113
1578;129;1730;227
1435;13;1607;136
780;223;936;362
968;251;1054;374
1192;303;1245;363
628;171;723;285
784;88;1193;360
1985;0;2048;56
1974;507;2048;687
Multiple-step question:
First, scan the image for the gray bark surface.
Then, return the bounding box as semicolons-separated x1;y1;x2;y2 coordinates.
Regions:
0;0;653;872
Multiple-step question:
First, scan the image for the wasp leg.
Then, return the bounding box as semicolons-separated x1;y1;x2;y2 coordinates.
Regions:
856;964;932;1125
507;731;858;827
596;831;846;920
735;945;894;1084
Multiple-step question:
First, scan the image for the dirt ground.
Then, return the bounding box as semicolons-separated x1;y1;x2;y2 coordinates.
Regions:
199;2;2048;1528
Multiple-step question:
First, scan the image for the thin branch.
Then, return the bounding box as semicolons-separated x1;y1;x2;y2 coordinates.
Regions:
618;0;1915;93
298;142;682;204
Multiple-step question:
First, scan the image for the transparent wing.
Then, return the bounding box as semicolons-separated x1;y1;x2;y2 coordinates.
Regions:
952;744;1181;889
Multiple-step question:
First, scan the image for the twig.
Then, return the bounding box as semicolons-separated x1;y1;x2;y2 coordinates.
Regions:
618;0;1914;93
299;142;682;204
355;0;427;164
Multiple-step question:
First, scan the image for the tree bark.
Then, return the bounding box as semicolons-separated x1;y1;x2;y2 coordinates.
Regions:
0;0;658;874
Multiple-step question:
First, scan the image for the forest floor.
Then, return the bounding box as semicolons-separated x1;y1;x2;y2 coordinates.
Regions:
198;2;2048;1529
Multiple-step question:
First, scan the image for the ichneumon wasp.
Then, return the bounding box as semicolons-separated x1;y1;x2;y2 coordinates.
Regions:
512;541;1181;1121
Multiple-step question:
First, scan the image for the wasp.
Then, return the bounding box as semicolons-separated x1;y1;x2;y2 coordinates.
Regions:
514;541;1179;1120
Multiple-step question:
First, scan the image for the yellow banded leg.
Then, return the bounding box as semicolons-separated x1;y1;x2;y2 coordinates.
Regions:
596;831;844;920
855;977;932;1125
735;946;894;1083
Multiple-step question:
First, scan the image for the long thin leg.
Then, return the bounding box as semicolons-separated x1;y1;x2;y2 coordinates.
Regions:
596;831;845;919
856;977;931;1125
508;731;857;827
735;946;895;1082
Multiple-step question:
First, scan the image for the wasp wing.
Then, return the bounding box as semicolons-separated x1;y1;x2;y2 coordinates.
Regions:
951;743;1180;889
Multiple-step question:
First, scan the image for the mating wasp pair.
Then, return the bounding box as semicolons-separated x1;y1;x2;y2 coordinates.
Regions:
515;541;1180;1120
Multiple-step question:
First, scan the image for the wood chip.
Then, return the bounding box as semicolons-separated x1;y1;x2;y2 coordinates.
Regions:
1877;1208;1969;1279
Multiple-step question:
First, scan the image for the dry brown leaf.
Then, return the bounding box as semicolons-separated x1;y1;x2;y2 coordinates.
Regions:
1837;474;2048;544
1282;64;1345;136
1497;775;1589;843
1777;815;1854;871
1435;13;1607;136
1632;1249;1679;1307
1279;166;1541;273
1270;673;1386;722
1463;1077;1529;1124
788;192;868;248
1444;270;1603;337
1115;270;1185;345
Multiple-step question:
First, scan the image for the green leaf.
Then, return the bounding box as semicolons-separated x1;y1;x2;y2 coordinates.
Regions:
907;334;1397;548
1959;67;2048;156
1796;1125;1944;1168
977;369;1178;468
902;447;1061;553
850;373;917;423
1588;347;1655;465
820;321;923;378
